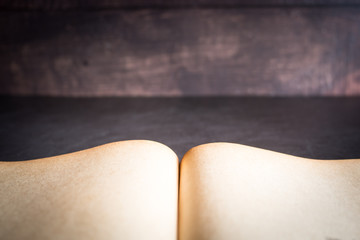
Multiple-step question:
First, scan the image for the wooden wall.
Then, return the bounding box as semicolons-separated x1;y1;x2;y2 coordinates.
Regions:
1;1;360;96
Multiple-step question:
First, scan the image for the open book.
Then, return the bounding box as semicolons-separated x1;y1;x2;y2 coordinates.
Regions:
1;140;359;239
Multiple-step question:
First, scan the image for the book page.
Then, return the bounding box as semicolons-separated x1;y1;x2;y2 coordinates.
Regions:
179;142;360;240
0;140;178;240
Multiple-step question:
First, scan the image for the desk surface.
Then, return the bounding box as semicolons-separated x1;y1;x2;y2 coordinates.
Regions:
1;97;360;161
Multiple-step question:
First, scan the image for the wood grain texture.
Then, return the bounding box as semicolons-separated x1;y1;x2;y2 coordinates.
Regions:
2;97;360;161
1;8;360;96
1;0;360;10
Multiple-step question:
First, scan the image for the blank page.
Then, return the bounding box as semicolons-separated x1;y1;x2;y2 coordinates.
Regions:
179;143;360;240
0;140;178;240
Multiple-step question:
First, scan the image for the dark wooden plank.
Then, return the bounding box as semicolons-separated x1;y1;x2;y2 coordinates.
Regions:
1;0;360;10
1;8;360;96
1;97;360;161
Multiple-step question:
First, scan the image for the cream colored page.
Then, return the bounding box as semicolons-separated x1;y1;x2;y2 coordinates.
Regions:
0;140;178;240
179;142;360;240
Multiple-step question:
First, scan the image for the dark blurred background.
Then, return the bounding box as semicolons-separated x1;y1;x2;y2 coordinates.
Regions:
1;0;360;96
1;0;360;161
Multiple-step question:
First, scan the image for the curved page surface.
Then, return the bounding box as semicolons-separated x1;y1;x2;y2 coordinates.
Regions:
0;140;179;240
